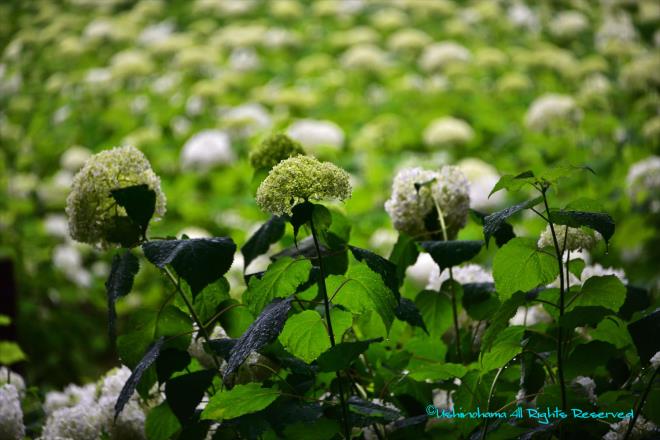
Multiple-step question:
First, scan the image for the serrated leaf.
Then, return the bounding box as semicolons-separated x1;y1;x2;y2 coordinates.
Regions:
166;370;216;424
145;402;181;440
241;215;286;270
349;245;399;301
493;238;558;300
414;290;452;338
408;362;468;381
110;184;156;238
420;240;483;272
143;237;236;297
201;383;280;420
243;257;312;315
115;337;164;420
326;261;398;332
462;283;501;321
389;233;419;286
279;310;330;363
567;275;626;313
483;197;542;247
548;209;615;247
627;309;660;366
489;171;535;196
0;342;27;365
395;298;428;334
480;326;524;372
224;297;293;380
106;250;139;343
316;338;382;372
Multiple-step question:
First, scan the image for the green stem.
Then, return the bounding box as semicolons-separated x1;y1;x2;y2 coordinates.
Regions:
481;362;510;440
623;367;659;440
309;216;351;440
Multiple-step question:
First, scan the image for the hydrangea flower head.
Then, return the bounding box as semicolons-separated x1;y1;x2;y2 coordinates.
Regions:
0;384;25;440
249;133;305;171
65;145;166;248
537;224;601;252
384;166;470;239
255;155;351;216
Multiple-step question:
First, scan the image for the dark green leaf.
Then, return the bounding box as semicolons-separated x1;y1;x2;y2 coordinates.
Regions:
619;285;650;321
224;297;293;381
559;306;611;330
241;216;285;270
156;348;191;384
193;278;230;324
104;216;142;247
483;197;542;247
106;250;139;343
349;245;399;301
115;337;164;420
110;184;156;237
143;237;236;297
462;283;501;321
389;233;419;286
347;396;401;427
166;370;216;424
565;341;617;379
289;201;315;243
627;309;660;366
591;316;632;349
155;305;192;350
420;240;483;272
395;298;428;334
207;338;237;359
316;338;382;372
549;209;615;247
408;362;468;381
145;402;181;440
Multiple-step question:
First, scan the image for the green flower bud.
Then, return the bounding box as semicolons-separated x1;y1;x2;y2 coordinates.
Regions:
249;133;305;170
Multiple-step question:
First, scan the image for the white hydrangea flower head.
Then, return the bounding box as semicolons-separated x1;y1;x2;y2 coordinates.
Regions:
0;368;25;395
384;166;470;239
406;253;436;287
619;54;660;92
387;29;431;53
626;156;660;212
96;366;146;439
229;47;261;72
427;263;493;291
44;383;97;416
538;224;602;252
457;158;505;210
571;376;597;404
65;146;166;248
60;146;92;172
286;119;345;151
595;12;638;54
509;305;552;326
651;351;660;369
603;415;658;440
369;228;398;255
221;103;272;139
419;41;471;72
581;264;627;284
423;117;474;148
340;44;390;71
549;11;589;39
181;130;236;171
507;2;539;31
41;403;103;440
110;49;154;79
525;94;581;131
642;116;660;144
0;385;25;440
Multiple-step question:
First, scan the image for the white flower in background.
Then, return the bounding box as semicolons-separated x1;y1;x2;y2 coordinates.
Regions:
83;18;116;41
41;403;104;440
370;7;408;31
8;173;38;198
138;21;175;46
507;2;538;31
579;73;611;101
595;12;638;54
0;368;25;395
457;158;505;211
0;385;25;440
603;415;658;440
406;253;435;287
549;11;589;39
524;94;581;131
651;352;660;369
387;29;431;53
60;146;92;172
188;325;228;368
85;67;112;85
474;47;507;69
264;28;300;49
53;105;71;125
423;117;474;148
619;54;660;92
369;228;398;255
221;103;272;138
626;156;660;212
509;305;552;326
496;72;532;93
427;264;493;291
287;119;345;150
643;116;660;144
44;383;97;415
572;376;597;404
385;166;470;239
177;227;211;239
109;49;154;79
419;41;471;72
171;116;192;137
340;44;389;71
53;243;92;288
538;224;601;252
581;264;627;284
152;72;181;94
97;366;146;439
181;130;235;171
229;47;261;72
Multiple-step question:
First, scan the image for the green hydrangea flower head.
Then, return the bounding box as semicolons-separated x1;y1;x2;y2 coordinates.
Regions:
537;224;601;252
255;155;351;216
249;133;305;170
65;145;166;248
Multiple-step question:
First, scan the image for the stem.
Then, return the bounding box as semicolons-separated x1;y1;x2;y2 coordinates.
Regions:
309;216;351;440
623;367;659;440
481;364;509;440
541;188;567;435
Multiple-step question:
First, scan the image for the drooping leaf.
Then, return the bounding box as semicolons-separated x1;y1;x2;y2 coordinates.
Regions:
316;338;382;372
110;184;156;237
104;216;142;248
201;383;280;420
389;233;419;286
224;297;293;380
489;171;535;196
166;370;216;424
279;310;331;363
408;362;468;381
326;260;398;332
115;337;164;420
349;245;400;301
106;250;139;343
480;326;524;372
462;283;501;321
483;197;542;247
241;215;286;270
472;209;515;248
243;257;312;315
0;342;27;365
493;237;558;300
145;402;181;440
548;209;615;247
420;240;483;272
414;290;452;338
567;275;626;313
395;298;428;334
143;237;236;297
206;338;238;359
627;309;660;366
347;396;401;427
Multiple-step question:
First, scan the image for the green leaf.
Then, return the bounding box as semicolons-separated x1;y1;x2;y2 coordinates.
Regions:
0;342;26;365
489;171;535;196
145;402;181;440
201;383;280;420
395;298;428;334
564;341;617;379
481;292;526;351
110;184;156;237
165;370;216;424
279;310;331;363
590;316;633;349
483;197;542;247
349;245;399;301
420;240;483;271
480;326;524;372
104;216;142;248
408;362;468;381
217;299;253;338
0;315;11;326
156;305;192;344
462;283;501;321
567;275;626;313
627;309;660;366
548;209;616;247
241;215;286;270
414;290;452;338
156;349;191;384
283;419;339;440
329;308;353;340
106;250;139;343
193;278;230;323
326;260;398;332
243;257;312;315
289;201;315;243
117;309;157;368
567;258;586;279
143;237;236;297
389;233;419;286
493;238;558;300
347;396;401;427
316;338;382;372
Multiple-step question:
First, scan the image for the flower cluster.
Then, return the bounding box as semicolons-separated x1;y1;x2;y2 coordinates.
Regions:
385;166;470;239
286;119;345;151
180;130;235;171
427;263;492;291
524;94;581;131
0;384;24;440
422;117;474;148
626;156;660;212
256;155;352;216
249;133;305;171
537;224;601;252
65;146;166;248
